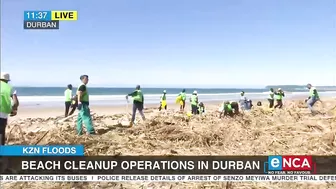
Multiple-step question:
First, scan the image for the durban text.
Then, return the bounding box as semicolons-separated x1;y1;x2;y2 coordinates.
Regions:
213;161;260;170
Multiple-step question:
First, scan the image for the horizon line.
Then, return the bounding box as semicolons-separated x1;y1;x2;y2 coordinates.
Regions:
13;86;266;89
12;85;336;89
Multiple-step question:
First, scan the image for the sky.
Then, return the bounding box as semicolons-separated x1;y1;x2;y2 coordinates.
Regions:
1;0;335;88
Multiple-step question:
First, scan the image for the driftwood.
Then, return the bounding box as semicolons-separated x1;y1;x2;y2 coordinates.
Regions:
34;131;49;145
6;124;26;144
57;112;95;123
57;114;77;123
6;111;96;143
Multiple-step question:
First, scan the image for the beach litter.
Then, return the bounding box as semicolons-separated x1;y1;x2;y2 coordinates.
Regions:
4;99;336;189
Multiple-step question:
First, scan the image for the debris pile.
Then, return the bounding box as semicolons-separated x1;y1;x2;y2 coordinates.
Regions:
5;100;336;189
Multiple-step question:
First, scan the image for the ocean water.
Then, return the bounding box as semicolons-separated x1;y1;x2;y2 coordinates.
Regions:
14;87;336;108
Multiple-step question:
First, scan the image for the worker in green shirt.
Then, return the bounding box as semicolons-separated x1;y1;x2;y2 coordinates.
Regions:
76;75;95;135
306;83;320;114
219;101;239;118
274;88;285;109
189;91;198;115
159;90;167;111
178;89;187;111
64;84;76;117
0;72;19;145
126;85;146;127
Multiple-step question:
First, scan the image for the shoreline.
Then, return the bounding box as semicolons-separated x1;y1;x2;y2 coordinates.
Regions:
11;101;223;119
10;96;316;120
14;91;336;109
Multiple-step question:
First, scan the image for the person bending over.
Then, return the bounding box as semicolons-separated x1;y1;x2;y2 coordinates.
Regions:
305;83;321;114
197;102;206;115
246;99;253;110
219;101;239;118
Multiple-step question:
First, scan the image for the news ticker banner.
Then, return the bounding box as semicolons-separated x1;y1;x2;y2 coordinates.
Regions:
23;11;78;30
1;155;336;175
2;174;336;182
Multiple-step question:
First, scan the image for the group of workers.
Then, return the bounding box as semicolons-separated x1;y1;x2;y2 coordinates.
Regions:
267;88;285;108
177;90;206;115
218;91;254;118
63;83;321;128
0;70;323;146
158;89;206;115
156;85;320;118
65;82;147;128
266;85;320;114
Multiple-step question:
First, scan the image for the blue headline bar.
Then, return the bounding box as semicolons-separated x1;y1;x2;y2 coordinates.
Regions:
24;11;51;21
0;145;84;156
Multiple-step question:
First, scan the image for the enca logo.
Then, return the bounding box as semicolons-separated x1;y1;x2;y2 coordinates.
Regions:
267;155;315;171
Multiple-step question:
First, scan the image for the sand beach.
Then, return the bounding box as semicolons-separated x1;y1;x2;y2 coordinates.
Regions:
2;0;335;187
4;98;336;189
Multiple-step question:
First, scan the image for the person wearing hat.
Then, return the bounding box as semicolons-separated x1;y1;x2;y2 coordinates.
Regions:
306;83;320;114
239;91;248;110
177;89;187;111
76;75;95;135
274;88;285;109
159;90;167;111
126;85;146;127
0;72;19;145
64;84;76;117
189;90;199;115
